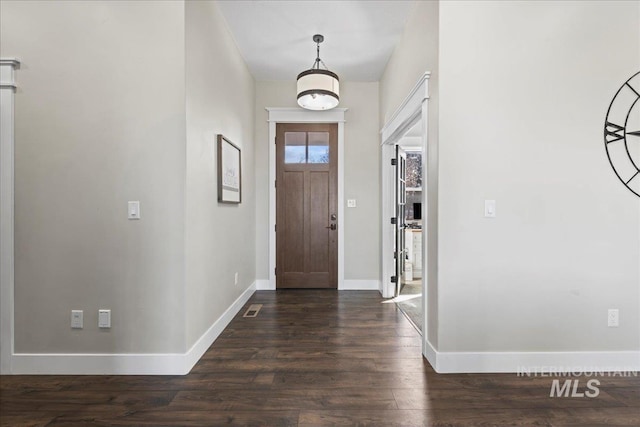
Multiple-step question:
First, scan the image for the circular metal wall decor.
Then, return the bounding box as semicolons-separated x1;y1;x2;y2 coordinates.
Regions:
604;71;640;197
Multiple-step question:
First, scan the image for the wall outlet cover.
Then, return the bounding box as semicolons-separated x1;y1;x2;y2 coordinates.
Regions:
607;309;619;327
71;310;83;329
98;309;111;328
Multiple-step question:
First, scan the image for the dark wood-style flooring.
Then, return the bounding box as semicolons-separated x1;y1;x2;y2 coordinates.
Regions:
1;290;639;426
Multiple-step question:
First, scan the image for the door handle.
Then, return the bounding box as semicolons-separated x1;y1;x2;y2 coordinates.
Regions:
325;224;337;230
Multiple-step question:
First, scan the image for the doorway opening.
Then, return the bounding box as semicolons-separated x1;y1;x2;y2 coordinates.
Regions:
380;73;434;363
396;129;423;331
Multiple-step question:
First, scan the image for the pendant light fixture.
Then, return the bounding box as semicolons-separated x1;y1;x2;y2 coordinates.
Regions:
297;34;340;111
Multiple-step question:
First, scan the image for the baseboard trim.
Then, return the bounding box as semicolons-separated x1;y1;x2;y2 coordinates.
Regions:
340;279;380;291
428;346;640;374
7;282;256;375
423;338;437;370
182;282;256;373
255;279;274;290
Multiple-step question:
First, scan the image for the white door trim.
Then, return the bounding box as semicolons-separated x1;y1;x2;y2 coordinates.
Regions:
380;73;431;297
379;73;435;366
0;58;20;374
266;108;347;290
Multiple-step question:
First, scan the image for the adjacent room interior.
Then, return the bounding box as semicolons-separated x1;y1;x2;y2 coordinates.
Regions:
393;120;425;332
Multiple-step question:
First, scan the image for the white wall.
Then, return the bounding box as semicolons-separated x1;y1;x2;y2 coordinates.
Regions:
438;0;640;352
380;1;439;126
185;0;256;348
1;0;187;354
254;81;380;282
379;0;439;346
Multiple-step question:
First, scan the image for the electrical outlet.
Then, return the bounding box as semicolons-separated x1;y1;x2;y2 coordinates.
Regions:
98;309;111;328
71;310;83;329
234;272;239;285
608;309;619;327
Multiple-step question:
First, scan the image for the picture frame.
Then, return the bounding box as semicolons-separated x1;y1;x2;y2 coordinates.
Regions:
217;135;242;204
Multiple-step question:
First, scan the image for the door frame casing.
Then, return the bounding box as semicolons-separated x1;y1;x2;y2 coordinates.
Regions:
266;108;347;290
380;73;435;364
0;58;20;374
380;74;430;298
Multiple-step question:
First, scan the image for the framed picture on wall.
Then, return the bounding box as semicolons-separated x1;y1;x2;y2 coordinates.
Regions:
217;135;242;204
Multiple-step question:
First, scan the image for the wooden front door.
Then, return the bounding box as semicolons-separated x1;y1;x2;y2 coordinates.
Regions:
276;123;338;288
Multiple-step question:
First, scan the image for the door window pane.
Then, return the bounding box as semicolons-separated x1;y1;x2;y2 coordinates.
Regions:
406;152;422;188
307;132;329;163
285;132;306;163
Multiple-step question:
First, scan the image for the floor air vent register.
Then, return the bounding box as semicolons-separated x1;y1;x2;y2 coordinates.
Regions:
243;304;263;318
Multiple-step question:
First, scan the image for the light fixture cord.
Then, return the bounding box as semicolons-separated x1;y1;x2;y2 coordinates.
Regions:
315;41;321;69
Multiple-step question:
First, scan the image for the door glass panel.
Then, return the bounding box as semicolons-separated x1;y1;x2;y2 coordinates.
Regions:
307;132;330;163
285;132;306;163
406;152;422;188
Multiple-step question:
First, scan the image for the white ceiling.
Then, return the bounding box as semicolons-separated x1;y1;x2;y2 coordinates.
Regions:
217;1;415;82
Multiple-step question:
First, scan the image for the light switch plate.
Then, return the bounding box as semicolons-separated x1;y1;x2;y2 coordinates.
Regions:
98;309;111;328
128;201;140;220
484;200;496;218
347;199;357;208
